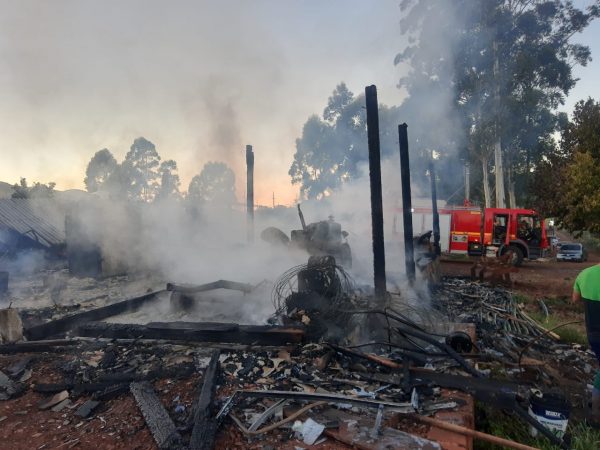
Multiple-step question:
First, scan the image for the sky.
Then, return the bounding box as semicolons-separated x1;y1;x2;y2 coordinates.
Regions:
0;0;598;206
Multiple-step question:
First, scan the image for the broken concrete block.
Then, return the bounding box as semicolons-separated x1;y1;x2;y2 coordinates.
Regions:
0;308;23;343
38;390;69;410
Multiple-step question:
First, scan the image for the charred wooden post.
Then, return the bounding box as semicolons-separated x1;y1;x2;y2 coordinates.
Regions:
365;85;386;300
190;350;220;450
0;271;7;295
429;159;441;256
398;124;416;282
246;144;255;243
130;381;184;449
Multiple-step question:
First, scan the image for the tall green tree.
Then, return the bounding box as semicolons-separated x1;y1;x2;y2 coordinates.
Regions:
290;83;407;200
532;98;600;234
122;137;161;202
155;159;181;201
84;149;119;193
397;0;600;207
187;162;236;207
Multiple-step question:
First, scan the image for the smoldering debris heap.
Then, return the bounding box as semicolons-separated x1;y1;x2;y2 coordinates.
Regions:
0;261;596;449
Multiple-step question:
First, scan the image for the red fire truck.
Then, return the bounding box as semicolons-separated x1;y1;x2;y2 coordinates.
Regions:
410;206;549;266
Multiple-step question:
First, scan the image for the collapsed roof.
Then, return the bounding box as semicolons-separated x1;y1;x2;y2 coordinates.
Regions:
0;199;65;251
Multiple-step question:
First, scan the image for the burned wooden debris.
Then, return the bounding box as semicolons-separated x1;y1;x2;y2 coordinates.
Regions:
76;321;304;346
24;289;165;340
131;381;184;450
190;350;220;450
0;271;594;449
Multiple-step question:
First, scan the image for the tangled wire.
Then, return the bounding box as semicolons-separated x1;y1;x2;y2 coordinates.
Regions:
272;259;355;317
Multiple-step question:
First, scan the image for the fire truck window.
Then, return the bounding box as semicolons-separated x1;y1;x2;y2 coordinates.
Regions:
517;216;534;241
493;215;507;242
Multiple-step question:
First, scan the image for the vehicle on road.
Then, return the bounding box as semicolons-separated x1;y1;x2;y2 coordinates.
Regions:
556;243;587;262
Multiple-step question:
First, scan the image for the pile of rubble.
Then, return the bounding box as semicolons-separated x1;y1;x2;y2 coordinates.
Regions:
0;268;595;449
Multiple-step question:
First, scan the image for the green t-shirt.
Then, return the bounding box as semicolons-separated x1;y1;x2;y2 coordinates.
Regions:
574;265;600;301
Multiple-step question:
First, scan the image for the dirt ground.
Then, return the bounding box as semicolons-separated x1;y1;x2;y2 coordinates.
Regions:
441;253;600;300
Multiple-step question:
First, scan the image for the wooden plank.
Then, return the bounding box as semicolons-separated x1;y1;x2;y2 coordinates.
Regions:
24;290;165;340
190;350;220;450
166;279;253;294
0;339;80;354
130;381;184;450
76;321;304;346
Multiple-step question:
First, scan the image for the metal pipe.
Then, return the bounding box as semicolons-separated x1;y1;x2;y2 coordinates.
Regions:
246;145;254;243
398;124;415;282
464;162;470;202
365;85;387;300
429;159;441;256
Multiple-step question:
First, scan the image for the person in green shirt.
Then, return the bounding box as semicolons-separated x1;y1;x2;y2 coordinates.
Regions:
572;263;600;422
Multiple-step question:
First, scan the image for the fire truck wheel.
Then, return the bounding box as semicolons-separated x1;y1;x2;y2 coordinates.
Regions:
505;245;524;266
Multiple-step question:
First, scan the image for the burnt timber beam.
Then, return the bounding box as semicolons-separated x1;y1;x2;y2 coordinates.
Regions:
0;339;80;354
166;280;253;295
429;159;441;256
398;123;416;282
24;290;165;341
365;85;387;301
130;381;184;450
190;350;220;450
76;321;304;346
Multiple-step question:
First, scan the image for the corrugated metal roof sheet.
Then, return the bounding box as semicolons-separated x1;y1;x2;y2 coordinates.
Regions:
0;199;65;248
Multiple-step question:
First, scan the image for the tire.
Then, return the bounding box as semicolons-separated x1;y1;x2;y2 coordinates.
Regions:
503;245;524;267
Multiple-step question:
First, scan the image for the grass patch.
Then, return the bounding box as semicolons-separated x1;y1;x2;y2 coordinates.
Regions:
512;293;587;346
475;403;600;450
527;311;587;346
581;232;600;252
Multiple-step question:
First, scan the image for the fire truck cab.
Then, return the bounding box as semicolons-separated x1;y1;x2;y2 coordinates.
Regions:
407;206;549;266
445;207;548;266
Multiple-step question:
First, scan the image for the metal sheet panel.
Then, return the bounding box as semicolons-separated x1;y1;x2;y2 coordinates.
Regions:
0;199;65;248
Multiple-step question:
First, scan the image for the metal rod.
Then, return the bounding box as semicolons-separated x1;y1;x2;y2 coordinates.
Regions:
365;85;387;300
246;145;254;243
398;123;415;282
464;162;470;202
429;159;441;256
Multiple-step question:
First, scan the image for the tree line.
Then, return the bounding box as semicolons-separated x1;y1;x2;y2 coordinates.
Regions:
289;0;600;235
83;137;237;207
